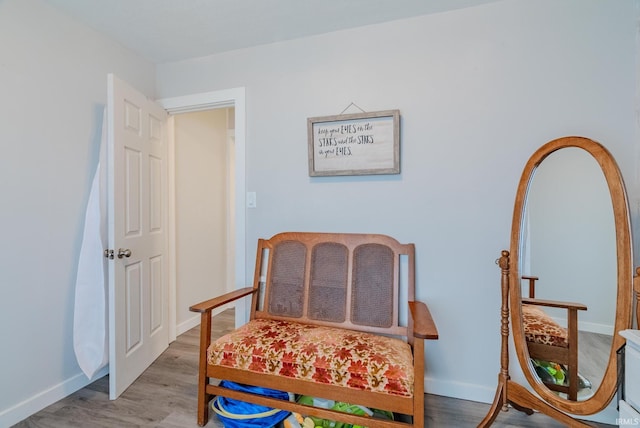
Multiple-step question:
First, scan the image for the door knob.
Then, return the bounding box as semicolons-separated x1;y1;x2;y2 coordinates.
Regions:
117;248;132;259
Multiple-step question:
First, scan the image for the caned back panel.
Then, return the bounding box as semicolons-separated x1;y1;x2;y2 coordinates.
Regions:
351;243;394;328
308;242;349;322
255;232;414;336
268;240;306;317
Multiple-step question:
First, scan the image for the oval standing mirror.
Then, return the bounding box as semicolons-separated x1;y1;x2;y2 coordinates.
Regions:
511;136;632;415
480;136;634;427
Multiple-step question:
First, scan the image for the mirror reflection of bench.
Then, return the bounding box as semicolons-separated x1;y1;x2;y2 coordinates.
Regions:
521;275;587;401
189;232;439;427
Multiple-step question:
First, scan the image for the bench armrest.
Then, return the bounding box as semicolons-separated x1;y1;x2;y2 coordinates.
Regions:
189;287;256;314
409;301;439;340
522;297;587;311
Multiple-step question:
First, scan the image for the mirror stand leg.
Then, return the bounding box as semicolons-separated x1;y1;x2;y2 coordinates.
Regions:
506;380;593;427
477;375;507;427
478;373;535;427
508;399;534;415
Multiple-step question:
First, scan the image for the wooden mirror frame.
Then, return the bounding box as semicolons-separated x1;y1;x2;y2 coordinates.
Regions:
481;136;634;426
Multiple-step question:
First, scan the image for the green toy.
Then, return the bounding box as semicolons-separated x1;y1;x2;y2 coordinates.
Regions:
296;396;392;428
532;359;565;385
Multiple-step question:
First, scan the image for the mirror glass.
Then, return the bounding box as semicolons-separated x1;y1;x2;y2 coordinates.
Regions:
520;147;617;401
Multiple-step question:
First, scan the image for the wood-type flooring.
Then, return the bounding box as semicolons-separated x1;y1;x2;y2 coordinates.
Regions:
14;310;615;427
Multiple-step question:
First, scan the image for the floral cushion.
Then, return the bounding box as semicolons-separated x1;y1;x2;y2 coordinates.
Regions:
522;304;568;348
208;318;414;397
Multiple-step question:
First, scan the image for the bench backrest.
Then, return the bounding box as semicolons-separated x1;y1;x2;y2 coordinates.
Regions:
250;232;416;340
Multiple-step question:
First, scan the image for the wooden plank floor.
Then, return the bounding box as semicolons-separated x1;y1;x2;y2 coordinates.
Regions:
14;310;615;427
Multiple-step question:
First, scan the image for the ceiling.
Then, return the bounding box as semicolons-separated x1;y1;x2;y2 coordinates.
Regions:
43;0;498;64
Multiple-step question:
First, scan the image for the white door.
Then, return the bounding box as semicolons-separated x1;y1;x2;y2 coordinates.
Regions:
107;74;169;399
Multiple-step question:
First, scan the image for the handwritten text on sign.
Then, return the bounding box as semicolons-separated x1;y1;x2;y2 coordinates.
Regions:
308;110;399;176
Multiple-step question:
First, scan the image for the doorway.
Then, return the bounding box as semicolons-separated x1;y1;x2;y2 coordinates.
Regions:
160;87;247;340
173;108;234;335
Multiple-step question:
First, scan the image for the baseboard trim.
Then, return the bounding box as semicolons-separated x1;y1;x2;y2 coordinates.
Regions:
0;366;109;427
176;303;231;336
425;377;496;404
177;314;202;336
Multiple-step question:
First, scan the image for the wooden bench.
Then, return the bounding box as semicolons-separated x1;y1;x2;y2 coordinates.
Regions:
189;232;439;427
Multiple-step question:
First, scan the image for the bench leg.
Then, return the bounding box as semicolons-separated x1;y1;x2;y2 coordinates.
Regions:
196;393;208;426
197;313;213;426
414;393;424;427
413;337;425;426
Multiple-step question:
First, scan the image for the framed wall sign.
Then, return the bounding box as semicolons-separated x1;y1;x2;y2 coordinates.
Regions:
307;109;400;176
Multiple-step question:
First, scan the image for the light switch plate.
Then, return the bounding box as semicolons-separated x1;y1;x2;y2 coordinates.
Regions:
247;192;257;208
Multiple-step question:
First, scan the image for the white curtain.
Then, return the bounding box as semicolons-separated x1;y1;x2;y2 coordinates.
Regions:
73;108;108;379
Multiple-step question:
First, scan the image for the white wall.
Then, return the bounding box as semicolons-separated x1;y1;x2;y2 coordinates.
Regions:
0;0;155;425
156;0;639;420
174;110;230;331
1;0;637;425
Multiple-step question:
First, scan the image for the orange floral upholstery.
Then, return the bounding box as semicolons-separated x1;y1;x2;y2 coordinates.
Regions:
208;318;414;397
522;304;568;347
